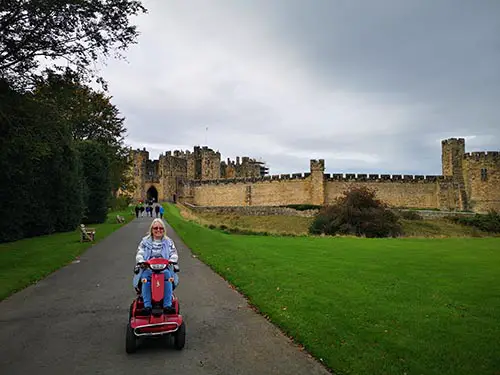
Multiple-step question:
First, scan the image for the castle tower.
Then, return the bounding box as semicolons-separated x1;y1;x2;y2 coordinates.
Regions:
201;147;221;180
441;138;468;210
131;148;149;201
309;159;325;205
463;151;500;212
441;138;465;181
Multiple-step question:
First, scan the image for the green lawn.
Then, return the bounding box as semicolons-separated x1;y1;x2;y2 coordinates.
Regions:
165;204;500;375
0;209;134;301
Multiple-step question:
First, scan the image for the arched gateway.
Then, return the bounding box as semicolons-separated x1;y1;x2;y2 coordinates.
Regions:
146;185;158;202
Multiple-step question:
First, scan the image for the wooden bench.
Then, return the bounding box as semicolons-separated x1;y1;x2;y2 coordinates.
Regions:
80;224;96;242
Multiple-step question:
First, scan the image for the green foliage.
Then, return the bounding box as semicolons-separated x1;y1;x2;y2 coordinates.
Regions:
33;69;131;196
78;141;111;224
108;195;132;211
0;0;144;242
447;211;500;233
0;0;147;86
309;186;402;237
0;80;84;242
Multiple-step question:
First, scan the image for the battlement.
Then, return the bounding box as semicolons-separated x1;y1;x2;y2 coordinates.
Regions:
442;138;465;145
193;145;221;158
189;172;311;186
463;151;500;161
324;173;453;183
133;147;149;156
310;159;325;171
222;156;264;167
164;149;192;159
187;172;455;186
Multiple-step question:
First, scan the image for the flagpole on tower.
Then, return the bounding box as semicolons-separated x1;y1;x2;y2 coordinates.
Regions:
205;126;208;145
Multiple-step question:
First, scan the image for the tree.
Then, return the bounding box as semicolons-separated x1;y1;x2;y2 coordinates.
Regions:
0;78;85;242
33;68;130;195
0;0;147;86
309;186;402;238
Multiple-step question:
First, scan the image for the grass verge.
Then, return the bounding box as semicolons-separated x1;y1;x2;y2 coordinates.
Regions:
180;205;494;237
0;209;134;301
165;203;500;375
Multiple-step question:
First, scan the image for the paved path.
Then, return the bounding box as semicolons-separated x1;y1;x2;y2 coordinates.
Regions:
0;217;329;375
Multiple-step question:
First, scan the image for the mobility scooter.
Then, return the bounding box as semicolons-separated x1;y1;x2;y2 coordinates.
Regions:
126;258;185;353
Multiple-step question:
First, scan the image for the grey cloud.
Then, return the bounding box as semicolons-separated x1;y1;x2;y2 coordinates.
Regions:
103;0;500;176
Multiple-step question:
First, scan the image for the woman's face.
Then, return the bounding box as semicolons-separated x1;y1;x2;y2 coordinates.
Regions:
151;223;165;239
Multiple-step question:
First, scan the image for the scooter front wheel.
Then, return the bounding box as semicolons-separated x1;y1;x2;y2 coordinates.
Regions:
174;322;186;350
126;323;137;354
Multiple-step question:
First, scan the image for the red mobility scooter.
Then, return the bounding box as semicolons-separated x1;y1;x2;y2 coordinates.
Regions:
126;258;186;353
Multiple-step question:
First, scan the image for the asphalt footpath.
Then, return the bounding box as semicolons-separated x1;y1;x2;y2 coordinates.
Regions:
0;216;330;375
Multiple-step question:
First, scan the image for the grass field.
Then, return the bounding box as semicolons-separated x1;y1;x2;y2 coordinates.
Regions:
165;204;500;375
184;207;492;238
0;209;134;301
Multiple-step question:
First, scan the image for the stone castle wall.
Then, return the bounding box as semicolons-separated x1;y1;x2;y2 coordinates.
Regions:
185;171;458;210
128;139;500;213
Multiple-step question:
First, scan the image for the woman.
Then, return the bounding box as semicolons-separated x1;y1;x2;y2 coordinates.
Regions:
135;218;178;315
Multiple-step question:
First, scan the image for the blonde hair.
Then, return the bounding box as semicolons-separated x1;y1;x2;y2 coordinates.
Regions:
147;218;168;239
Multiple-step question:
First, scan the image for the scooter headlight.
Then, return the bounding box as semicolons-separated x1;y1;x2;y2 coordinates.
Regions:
150;263;167;271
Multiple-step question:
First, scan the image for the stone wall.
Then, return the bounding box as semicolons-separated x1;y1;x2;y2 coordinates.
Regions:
188;172;464;211
324;175;442;209
190;176;313;206
184;202;317;217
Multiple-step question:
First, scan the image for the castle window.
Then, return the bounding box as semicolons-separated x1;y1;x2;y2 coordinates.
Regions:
481;168;487;181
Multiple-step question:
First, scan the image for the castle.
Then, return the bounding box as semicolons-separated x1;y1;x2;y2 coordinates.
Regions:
129;138;500;213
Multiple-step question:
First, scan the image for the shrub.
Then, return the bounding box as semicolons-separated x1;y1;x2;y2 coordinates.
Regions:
77;140;111;224
309;187;402;238
447;211;500;233
108;195;132;211
208;224;216;229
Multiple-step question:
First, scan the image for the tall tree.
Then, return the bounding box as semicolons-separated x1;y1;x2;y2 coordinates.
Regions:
33;69;133;195
0;79;85;242
0;0;147;87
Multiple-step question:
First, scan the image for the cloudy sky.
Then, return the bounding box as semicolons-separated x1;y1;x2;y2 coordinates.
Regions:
100;0;500;176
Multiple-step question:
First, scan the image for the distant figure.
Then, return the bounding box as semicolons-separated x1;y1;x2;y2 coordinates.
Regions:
155;205;160;218
135;204;140;218
140;205;145;217
159;206;165;219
